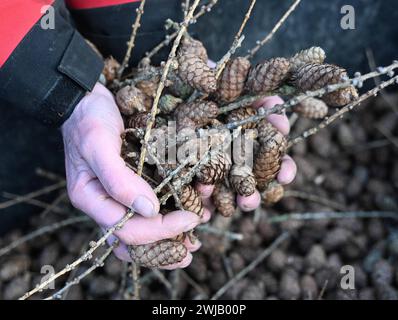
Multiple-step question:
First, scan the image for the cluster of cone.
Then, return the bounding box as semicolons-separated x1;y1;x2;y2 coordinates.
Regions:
102;37;358;268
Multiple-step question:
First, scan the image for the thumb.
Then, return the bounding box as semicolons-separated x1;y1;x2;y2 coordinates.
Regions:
85;133;160;218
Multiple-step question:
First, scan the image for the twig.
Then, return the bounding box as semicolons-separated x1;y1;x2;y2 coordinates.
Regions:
0;181;66;210
196;224;244;241
318;280;329;300
35;168;65;182
365;48;398;115
283;190;347;211
0;216;91;258
245;0;302;59
376;125;398;149
117;0;147;78
19;209;135;300
223;63;398;130
215;36;245;79
130;261;141;300
211;231;290;300
154;158;192;194
268;211;398;224
182;0;190;18
137;0;201;176
215;0;256;78
45;240;119;300
180;270;209;299
152;269;173;293
143;0;219;62
1;192;68;215
288;75;398;147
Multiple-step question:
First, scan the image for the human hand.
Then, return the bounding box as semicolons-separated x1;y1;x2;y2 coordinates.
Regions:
62;83;209;269
196;96;297;213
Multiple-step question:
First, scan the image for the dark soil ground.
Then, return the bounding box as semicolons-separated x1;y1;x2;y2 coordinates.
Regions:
0;94;397;300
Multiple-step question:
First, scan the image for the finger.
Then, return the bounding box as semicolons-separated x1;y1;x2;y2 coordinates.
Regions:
107;235;132;262
195;183;214;200
202;197;216;214
68;174;201;245
184;236;202;252
277;154;297;185
252;96;290;135
160;253;193;270
201;208;212;223
237;190;261;212
82;132;159;217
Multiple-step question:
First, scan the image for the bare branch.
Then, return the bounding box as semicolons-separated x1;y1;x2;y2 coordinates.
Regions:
118;0;147;78
245;0;302;59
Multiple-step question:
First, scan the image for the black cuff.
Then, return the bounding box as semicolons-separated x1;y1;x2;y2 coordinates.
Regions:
68;0;182;66
0;2;104;127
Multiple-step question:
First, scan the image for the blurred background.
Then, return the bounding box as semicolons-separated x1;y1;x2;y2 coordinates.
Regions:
0;0;397;300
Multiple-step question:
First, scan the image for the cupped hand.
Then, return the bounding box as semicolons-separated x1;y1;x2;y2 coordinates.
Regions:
62;83;208;269
196;96;297;213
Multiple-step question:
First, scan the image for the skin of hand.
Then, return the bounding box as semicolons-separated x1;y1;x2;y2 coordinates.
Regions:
196;95;297;213
62;83;210;269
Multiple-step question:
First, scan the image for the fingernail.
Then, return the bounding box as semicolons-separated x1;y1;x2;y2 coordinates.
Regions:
132;196;156;217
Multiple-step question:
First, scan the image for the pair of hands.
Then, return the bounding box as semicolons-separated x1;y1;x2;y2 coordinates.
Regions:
62;83;296;269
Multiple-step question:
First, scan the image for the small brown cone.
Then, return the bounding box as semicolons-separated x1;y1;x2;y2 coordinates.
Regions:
128;240;187;268
212;184;236;217
226;106;257;129
180;36;208;62
263;182;284;205
290;47;326;71
218;57;251;102
116;85;149;115
175;101;219;128
229;165;257;196
102;56;120;83
179;185;204;217
246;57;290;94
159;94;182;114
127;112;150;129
292;63;358;106
254;121;287;191
196;152;232;185
136;79;159;98
293;97;328;119
177;53;217;93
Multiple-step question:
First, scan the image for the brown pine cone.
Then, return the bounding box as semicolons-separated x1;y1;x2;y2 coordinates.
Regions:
175;101;219;128
254;122;287;191
128;240;187;268
179;185;204;217
177;53;217;93
196;152;232;185
322;85;359;107
159;94;182;114
136;79;159;98
246;58;290;94
226;106;257;130
292;63;358;106
116;85;149;115
102;56;120;83
293;97;328;119
218;57;251;102
263;182;284;205
229;165;257;196
290;47;326;71
212;184;236;217
180;36;208;62
127;112;150;129
167;72;194;99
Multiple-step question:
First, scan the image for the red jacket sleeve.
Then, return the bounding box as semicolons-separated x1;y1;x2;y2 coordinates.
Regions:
0;0;103;126
0;0;54;67
65;0;140;10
